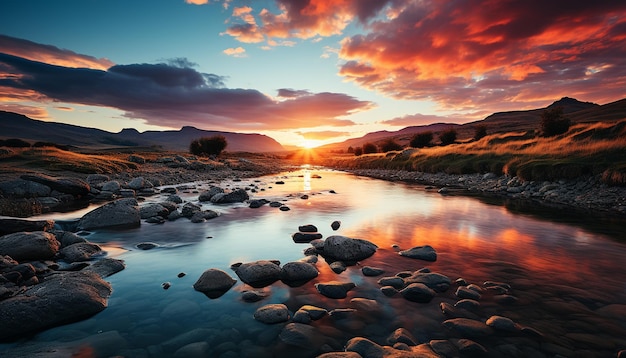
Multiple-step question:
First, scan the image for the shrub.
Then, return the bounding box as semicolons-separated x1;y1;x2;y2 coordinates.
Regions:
379;139;403;152
32;141;70;151
189;135;227;156
473;124;488;141
541;107;571;137
409;132;433;148
347;146;354;154
439;128;457;145
0;138;31;148
362;142;378;154
354;147;363;156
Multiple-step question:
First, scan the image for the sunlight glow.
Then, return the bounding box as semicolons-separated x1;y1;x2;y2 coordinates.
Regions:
300;139;320;149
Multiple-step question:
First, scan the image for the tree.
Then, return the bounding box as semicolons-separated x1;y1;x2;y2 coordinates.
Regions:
354;147;363;156
379;138;403;152
439;128;457;145
541;107;571;137
473;124;488;141
347;146;354;154
409;132;433;148
362;142;378;154
189;135;227;156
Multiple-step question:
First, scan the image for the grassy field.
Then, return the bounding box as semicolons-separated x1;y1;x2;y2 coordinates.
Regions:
320;120;626;185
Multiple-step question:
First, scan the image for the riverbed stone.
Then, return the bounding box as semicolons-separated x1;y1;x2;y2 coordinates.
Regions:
234;260;281;287
190;210;219;223
398;245;437;261
21;174;90;196
193;268;237;298
292;232;323;243
297;305;327;321
280;261;319;285
198;186;224;202
0;218;54;236
254;303;290;324
400;283;437;303
59;242;103;262
77;198;140;230
140;203;169;219
0;231;59;261
486;315;519;332
181;203;201;218
362;266;385;276
443;318;494;338
211;188;249;203
315;281;356;298
387;327;417;346
321;235;378;262
0;271;112;342
456;286;482;300
330;261;347;274
378;276;405;289
331;220;341;230
404;272;451;292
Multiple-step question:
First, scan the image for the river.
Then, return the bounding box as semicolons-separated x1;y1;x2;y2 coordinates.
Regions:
2;167;626;357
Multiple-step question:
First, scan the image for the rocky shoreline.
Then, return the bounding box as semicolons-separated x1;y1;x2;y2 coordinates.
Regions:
345;169;626;215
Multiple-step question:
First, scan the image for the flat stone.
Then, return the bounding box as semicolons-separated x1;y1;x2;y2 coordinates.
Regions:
362;266;385;276
400;283;437;303
398;245;437;261
315;281;356;299
254;303;290;324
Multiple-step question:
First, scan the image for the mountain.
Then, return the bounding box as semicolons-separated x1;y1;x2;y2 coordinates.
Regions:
0;111;285;152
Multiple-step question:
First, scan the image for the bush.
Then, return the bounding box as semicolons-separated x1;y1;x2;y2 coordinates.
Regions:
0;138;31;148
362;142;378;154
439;128;457;145
379;139;403;152
354;147;363;156
541;107;571;137
32;141;70;151
347;146;354;154
473;125;488;141
189;135;227;156
409;132;433;148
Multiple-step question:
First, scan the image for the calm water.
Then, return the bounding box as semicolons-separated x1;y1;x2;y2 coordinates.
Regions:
2;167;626;357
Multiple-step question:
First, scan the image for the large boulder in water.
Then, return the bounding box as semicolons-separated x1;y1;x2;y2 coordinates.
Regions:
20;174;90;196
234;260;281;287
0;271;112;342
0;231;59;261
321;235;378;262
280;261;319;286
77;198;140;230
193;268;237;298
211;188;249;203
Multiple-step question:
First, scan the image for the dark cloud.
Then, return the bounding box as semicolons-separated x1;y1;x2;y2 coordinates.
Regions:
0;52;371;130
277;88;311;98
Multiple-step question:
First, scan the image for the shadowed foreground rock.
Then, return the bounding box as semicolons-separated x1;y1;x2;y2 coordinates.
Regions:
0;271;112;342
77;198;140;230
0;231;59;261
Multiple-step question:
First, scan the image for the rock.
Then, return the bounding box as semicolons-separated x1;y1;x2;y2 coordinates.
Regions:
83;258;126;278
211;188;249;203
279;206;290;211
315;281;356;299
329;308;357;319
296;305;327;321
0;231;59;261
454;339;488;356
317;353;361;358
381;286;398;297
167;194;183;204
127;154;146;164
190;210;219;223
456;286;481;300
0;218;54;236
330;261;347;274
173;342;210;358
253;303;290;324
362;266;385;276
181;202;202;218
398;245;437;261
0;271;112;342
404;272;451;292
198;186;224;202
350;298;382;314
20;174;90;196
241;290;267;302
128;177;146;190
345;337;387;357
0;179;51;197
101;180;121;192
77;198;140;230
193;268;237;298
249;199;267;208
442;318;494;338
485;315;519;332
387;327;417;346
400;283;437;303
168;210;183;221
322;235;378;262
494;294;518;305
454;299;480;310
279;323;321;349
298;224;318;232
53;230;86;248
86;174;110;187
136;242;159;250
292;232;323;243
331;220;341;230
234;260;281;288
60;242;103;262
140;203;169;219
280;261;318;286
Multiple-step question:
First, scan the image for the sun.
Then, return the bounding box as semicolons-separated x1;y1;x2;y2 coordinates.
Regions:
300;139;319;149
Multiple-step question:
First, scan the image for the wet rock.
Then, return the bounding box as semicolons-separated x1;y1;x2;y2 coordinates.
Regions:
0;218;54;236
21;174;90;196
280;261;319;286
241;290;267;302
456;286;481;300
269;201;283;207
173;341;210;358
77;198;140;230
211;188;249;203
167;194;183;204
331;220;341;230
378;276;405;290
322;235;377;262
295;305;327;321
494;294;518;305
168;210;183;221
361;266;384;276
292;232;323;243
279;206;290;211
486;315;519;332
136;242;159;250
443;318;494;338
83;258;126;278
234;260;281;287
162;282;171;290
193;268;237;298
181;202;202;218
454;299;480;311
350;297;382;314
454;338;488;356
0;271;112;342
279;323;321;349
298;224;318;232
140;203;169;219
127;154;145;164
400;283;437;303
0;231;59;261
345;337;387;357
330;261;347;274
0;179;51;198
381;286;398;297
404;272;451;292
387;327;417;346
429;340;458;357
59;242;103;262
198;186;224;202
254;303;290;324
249;199;267;208
101;180;121;192
190;210;219;223
315;281;356;299
128;177;147;190
53;231;86;248
398;245;437;261
317;353;361;358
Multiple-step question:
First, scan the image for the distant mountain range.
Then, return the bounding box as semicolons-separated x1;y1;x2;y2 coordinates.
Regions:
320;97;626;150
0;111;285;152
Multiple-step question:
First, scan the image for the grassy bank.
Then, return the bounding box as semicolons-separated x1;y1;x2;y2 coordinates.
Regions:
323;120;626;185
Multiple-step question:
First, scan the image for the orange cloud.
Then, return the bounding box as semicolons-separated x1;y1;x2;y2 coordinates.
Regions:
223;47;246;57
0;35;113;70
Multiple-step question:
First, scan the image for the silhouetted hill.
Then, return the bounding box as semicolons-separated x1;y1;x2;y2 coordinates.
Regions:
0;111;285;152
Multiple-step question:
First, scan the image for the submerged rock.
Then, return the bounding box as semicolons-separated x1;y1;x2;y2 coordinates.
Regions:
253;303;290;324
398;245;437;261
400;283;437;303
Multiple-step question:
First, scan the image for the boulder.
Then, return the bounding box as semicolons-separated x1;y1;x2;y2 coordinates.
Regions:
315;281;356;299
181;202;201;218
83;258;126;278
59;242;103;262
321;235;378;262
101;181;121;192
0;231;59;261
400;283;437;303
20;174;90;196
398;245;437;261
485;315;520;332
253;303;290;324
279;323;322;349
0;179;51;197
77;198;140;230
198;186;224;202
190;210;219;223
404;272;451;292
193;268;237;298
280;261;319;286
0;271;112;342
52;230;86;248
127;177;146;190
234;260;281;288
140;203;169;219
0;218;54;236
211;188;249;203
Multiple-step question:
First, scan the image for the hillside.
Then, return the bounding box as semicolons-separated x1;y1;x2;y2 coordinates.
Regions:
0;111;285;153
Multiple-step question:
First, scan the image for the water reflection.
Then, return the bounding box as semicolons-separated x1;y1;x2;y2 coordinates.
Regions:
2;168;626;357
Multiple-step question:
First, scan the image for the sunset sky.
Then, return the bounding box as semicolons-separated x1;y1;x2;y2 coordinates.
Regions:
1;1;625;148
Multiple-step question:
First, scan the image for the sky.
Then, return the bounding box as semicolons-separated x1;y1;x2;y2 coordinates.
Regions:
1;0;625;148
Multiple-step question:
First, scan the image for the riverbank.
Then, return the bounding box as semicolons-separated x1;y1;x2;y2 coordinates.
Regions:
345;168;626;215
